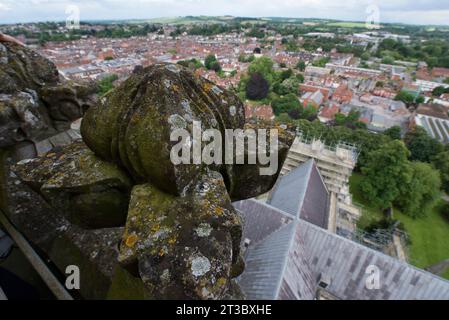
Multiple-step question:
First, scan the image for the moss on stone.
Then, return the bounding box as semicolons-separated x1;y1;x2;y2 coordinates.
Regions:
107;265;151;300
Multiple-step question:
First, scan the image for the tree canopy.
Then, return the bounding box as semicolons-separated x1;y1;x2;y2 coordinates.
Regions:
272;93;300;115
204;54;221;72
245;72;270;100
431;151;449;194
405;127;444;162
395;162;441;218
360;140;412;210
97;74;118;96
383;125;402;140
247;56;275;84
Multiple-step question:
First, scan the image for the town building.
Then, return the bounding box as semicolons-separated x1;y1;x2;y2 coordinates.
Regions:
318;104;340;123
414;103;449;144
301;91;324;108
331;84;353;104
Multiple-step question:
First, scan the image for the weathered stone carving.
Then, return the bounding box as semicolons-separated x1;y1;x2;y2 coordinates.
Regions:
11;62;295;299
0;42;96;149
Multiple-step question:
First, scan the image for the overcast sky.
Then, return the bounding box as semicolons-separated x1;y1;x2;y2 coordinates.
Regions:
1;0;449;25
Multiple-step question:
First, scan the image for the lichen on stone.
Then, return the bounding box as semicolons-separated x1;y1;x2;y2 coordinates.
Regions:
191;253;211;277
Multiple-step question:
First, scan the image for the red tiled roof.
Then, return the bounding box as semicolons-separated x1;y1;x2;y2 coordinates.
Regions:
332;84;352;103
245;104;275;120
319;104;339;120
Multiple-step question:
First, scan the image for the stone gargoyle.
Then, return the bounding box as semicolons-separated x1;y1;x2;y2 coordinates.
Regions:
13;63;295;299
0;42;97;150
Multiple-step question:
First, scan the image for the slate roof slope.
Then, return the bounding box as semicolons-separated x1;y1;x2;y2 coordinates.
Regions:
268;159;329;229
237;222;296;300
234;199;293;247
298;220;449;300
234;200;317;300
234;199;449;300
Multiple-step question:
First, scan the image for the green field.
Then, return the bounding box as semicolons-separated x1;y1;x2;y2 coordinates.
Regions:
349;173;449;279
326;21;380;28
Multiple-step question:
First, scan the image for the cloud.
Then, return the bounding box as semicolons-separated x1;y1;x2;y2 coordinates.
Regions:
0;1;12;12
0;0;448;25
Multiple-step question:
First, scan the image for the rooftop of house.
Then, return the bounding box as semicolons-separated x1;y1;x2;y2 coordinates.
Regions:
244;104;274;121
319;104;340;120
416;103;449;120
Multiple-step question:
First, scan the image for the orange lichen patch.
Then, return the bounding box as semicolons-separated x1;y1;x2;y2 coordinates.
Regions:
158;248;165;257
125;233;138;247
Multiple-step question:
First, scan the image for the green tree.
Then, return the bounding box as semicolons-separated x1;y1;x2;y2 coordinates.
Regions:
432;86;449;97
395;90;416;105
361;52;370;61
312;57;330;67
274;77;300;95
395;162;441;218
279;69;293;81
431;151;449;194
383;126;402;140
205;54;218;70
416;95;425;104
405;127;444;162
381;56;395;65
246;72;270;100
333;110;366;129
296;60;306;72
360;140;412;209
177;58;203;70
97;74;118;96
247;57;275;84
301;103;318;121
276;113;295;124
376;81;384;88
271;93;300;115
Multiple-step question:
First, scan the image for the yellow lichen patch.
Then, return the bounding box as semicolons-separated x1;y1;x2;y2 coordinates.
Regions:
214;207;224;216
150;223;161;233
203;82;213;92
46;153;56;158
216;277;227;287
158;248;165;257
125;233;138;248
168;235;177;245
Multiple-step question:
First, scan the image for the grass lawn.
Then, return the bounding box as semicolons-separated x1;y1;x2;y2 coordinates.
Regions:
349;173;449;279
443;268;449;280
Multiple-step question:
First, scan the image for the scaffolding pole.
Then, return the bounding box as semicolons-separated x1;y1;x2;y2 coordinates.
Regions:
0;209;73;300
